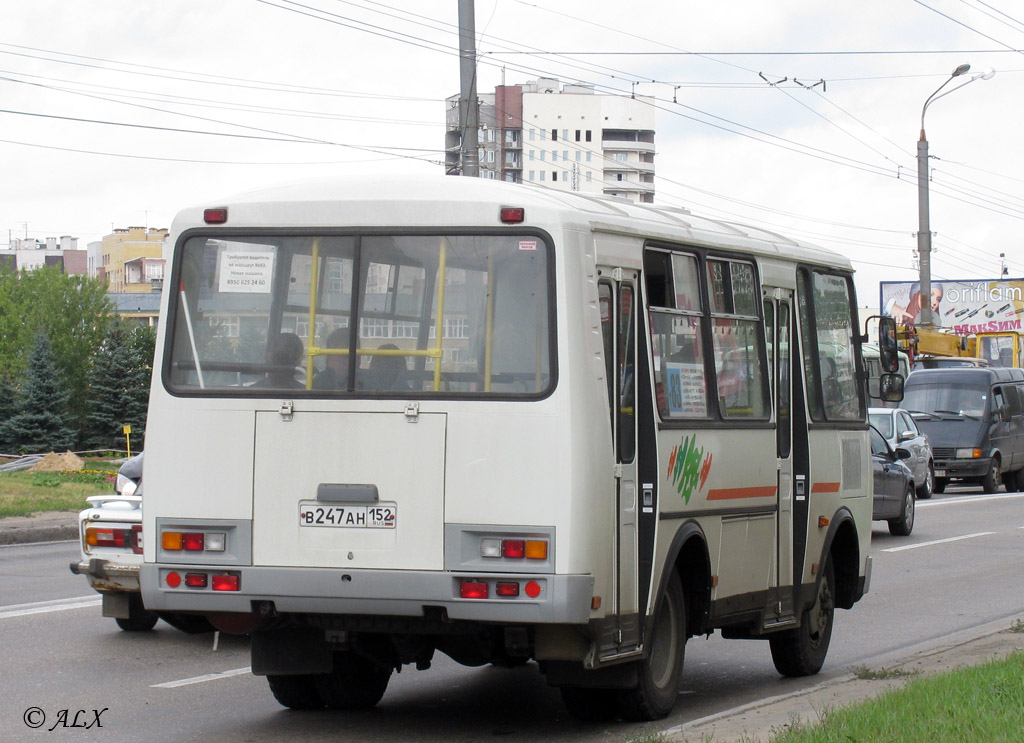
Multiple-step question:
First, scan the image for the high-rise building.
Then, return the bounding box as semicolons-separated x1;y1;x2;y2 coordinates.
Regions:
446;77;656;204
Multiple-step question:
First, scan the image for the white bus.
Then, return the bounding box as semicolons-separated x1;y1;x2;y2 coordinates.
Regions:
141;176;890;721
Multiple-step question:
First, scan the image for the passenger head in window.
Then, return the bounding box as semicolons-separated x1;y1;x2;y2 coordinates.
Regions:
314;327;349;390
257;332;304;388
358;343;409;391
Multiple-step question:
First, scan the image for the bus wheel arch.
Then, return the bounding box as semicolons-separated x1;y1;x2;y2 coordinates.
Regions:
822;509;860;610
661;522;712;637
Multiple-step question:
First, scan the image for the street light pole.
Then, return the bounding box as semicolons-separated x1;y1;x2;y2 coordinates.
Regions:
916;63;994;326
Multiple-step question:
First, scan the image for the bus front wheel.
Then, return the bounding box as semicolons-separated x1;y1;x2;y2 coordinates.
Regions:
617;571;687;721
769;559;834;677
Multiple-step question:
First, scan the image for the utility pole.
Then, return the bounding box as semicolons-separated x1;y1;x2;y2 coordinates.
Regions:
458;0;479;177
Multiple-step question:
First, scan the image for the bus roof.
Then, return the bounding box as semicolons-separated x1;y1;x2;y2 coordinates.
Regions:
170;175;851;271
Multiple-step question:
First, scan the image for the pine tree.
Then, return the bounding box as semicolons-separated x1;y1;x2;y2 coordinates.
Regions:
0;333;76;454
83;323;156;450
0;374;19;454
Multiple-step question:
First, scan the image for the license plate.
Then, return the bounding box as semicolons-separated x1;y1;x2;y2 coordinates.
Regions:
934;469;945;477
298;502;397;529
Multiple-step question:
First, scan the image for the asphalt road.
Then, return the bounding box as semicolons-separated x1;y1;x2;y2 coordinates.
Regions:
2;487;1022;743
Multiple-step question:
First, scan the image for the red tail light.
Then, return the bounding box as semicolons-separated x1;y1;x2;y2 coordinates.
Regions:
182;533;205;551
211;574;240;591
460;581;489;599
184;573;208;588
495;581;520;597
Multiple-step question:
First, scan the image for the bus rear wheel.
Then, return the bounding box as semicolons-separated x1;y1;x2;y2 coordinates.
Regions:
617;571;687;721
769;559;834;677
267;674;325;710
314;650;392;710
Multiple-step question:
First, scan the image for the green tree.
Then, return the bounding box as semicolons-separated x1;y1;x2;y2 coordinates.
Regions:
0;333;76;454
0;374;18;454
83;322;155;450
0;266;114;434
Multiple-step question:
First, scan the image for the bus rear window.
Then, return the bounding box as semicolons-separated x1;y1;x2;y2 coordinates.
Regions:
165;233;553;397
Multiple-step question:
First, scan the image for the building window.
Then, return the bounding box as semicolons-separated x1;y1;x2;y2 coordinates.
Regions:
540;172;546;181
487;150;495;163
617;174;624;181
586;130;592;142
562;129;568;141
529;150;534;161
575;130;581;141
563;150;568;161
529;128;535;140
208;316;240;338
576;151;581;162
615;153;628;162
529;170;535;181
551;129;558;141
552;171;558;182
552;151;558;162
540;151;546;161
586;152;592;162
586;171;592;182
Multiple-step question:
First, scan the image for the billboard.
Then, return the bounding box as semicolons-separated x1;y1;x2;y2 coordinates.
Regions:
879;278;1024;334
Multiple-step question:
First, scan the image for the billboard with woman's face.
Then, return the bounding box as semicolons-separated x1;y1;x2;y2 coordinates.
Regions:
880;279;1024;333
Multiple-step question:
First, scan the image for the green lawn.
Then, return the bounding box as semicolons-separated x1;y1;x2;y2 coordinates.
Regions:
0;462;120;518
771;650;1024;743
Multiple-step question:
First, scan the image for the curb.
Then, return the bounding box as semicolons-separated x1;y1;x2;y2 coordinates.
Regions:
0;514;78;546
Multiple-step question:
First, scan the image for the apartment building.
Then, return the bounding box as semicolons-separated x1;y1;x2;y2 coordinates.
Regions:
100;227;167;293
0;236;87;274
446;77;656;204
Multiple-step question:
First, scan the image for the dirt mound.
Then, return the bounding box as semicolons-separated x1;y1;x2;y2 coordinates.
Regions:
29;451;86;472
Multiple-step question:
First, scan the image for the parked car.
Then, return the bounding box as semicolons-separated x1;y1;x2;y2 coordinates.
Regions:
870;424;916;536
69;453;213;633
868;407;935;498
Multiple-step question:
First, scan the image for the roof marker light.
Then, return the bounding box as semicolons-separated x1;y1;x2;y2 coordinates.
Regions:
500;206;525;224
204;207;228;224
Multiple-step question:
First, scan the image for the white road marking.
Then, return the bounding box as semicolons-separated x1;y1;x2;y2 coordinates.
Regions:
151;667;252;689
0;595;101;620
917;492;1024;507
882;531;995;553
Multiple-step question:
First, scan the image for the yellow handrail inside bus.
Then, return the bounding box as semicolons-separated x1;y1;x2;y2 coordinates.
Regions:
305;238;320;390
484;253;495;392
432;238;448;392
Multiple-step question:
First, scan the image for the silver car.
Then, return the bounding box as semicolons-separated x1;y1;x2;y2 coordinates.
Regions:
868;407;935;498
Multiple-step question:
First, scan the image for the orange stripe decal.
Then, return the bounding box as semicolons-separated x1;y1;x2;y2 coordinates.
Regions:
811;482;841;494
706;486;778;500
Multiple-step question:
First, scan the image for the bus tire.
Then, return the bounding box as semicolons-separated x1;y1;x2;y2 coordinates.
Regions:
982;458;1001;494
888;485;915;536
769;559;834;677
114;593;158;632
314;650;392;710
560;687;620;722
933;477;947;494
617;571;687;721
267;674;326;710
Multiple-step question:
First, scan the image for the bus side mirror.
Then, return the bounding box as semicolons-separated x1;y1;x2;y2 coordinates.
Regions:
879;372;904;403
878;317;899;373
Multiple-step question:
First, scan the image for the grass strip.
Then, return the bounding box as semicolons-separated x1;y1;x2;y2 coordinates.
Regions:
773;651;1024;743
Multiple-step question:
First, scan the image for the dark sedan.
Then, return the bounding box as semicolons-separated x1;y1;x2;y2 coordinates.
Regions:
870;424;916;536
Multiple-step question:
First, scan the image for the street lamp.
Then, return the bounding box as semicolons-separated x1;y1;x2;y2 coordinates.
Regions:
917;63;995;326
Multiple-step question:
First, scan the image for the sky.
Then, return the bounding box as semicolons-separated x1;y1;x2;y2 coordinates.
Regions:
2;0;1022;308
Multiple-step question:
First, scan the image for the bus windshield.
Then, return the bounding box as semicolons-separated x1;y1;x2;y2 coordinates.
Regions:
166;233;553;396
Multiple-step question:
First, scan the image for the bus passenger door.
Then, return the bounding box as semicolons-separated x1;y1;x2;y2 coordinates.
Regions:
600;276;640;651
765;291;796;620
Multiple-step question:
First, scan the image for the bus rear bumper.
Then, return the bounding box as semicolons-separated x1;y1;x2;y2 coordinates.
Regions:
140;564;595;625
